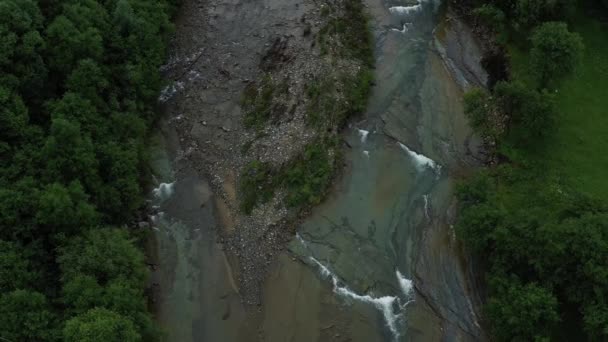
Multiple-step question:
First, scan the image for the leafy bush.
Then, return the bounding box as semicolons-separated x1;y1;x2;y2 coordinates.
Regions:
242;74;277;129
239;160;277;214
318;0;374;66
239;140;338;212
486;276;559;341
473;4;506;31
463;88;502;141
493;80;555;141
530;22;584;87
281;140;336;207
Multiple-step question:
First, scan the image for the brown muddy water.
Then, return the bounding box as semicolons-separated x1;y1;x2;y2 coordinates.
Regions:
148;0;486;341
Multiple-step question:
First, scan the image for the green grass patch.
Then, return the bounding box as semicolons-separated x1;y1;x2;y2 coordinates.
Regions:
508;16;608;201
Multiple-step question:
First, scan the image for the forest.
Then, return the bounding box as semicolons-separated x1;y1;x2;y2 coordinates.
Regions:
0;0;177;340
457;0;608;340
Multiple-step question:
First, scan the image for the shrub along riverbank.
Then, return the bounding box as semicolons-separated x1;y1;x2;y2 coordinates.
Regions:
456;0;608;339
239;0;373;215
0;0;177;340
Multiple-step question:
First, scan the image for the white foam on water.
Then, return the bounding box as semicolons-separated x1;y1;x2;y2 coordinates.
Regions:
310;257;414;340
158;81;185;103
357;129;370;143
423;194;430;220
389;4;422;15
296;233;309;250
153;182;175;201
397;142;438;172
391;23;411;33
395;270;415;303
363;150;370;158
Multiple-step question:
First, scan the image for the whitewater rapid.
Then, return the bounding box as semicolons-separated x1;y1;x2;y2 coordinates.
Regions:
358;128;370;143
309;257;415;340
153;182;175;201
397;142;439;172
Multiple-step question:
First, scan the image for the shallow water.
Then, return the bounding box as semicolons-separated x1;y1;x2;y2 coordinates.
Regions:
258;0;483;340
151;0;484;340
148;123;255;341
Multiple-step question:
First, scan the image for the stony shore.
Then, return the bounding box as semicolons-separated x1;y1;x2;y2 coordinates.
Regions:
158;0;368;305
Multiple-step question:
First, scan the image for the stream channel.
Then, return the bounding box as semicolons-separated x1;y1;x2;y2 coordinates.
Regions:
148;0;487;340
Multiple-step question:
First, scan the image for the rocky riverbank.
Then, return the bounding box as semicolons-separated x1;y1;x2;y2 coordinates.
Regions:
158;0;372;305
149;0;493;340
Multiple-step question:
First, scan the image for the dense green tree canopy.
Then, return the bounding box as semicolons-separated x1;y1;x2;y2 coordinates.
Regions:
0;240;37;292
63;308;139;342
0;0;177;340
457;164;608;340
0;0;47;97
0;289;57;341
0;87;29;143
36;182;98;236
486;276;559;341
58;228;147;287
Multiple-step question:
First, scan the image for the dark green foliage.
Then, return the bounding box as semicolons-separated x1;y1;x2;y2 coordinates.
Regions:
463;88;501;140
95;142;143;223
36;182;98;236
238;0;373;215
457;166;608;339
514;0;575;28
240;160;276;214
475;0;575;31
486;276;559;340
281;140;336;207
0;240;37;292
239;141;338;213
493;81;555;141
473;4;506;32
318;0;374;66
0;0;47;98
459;0;605;339
62;275;157;340
0;0;176;339
305;76;335;126
45;10;105;75
58;228;147;288
0;178;40;241
530;22;584;87
63;308;139;342
306;69;373;129
0;87;29;143
42;118;100;188
343;69;374;122
0;289;57;341
464;81;555;147
242;74;278;129
456;178;504;252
